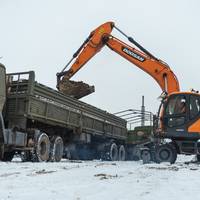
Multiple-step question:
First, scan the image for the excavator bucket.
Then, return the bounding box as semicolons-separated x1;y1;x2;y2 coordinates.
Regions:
58;79;95;99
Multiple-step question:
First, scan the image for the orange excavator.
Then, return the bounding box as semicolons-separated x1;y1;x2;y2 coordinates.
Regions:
57;22;200;163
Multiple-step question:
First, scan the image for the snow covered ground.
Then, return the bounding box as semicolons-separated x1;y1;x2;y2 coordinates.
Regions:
0;155;199;200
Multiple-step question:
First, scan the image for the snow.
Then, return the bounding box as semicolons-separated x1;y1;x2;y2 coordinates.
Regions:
0;155;199;200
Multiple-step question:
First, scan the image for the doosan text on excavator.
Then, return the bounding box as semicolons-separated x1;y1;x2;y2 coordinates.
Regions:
0;21;199;163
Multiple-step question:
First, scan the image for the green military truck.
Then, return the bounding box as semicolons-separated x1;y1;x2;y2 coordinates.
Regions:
127;126;153;144
126;126;153;160
0;63;127;162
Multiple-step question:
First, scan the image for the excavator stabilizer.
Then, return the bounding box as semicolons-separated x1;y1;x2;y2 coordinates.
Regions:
58;79;95;99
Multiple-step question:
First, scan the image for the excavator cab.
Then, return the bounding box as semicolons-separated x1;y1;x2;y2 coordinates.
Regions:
162;92;200;140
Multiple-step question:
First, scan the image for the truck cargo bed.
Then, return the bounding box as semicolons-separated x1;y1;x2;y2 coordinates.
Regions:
5;71;127;140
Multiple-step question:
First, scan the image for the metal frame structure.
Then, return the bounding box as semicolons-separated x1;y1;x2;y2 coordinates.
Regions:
114;109;153;130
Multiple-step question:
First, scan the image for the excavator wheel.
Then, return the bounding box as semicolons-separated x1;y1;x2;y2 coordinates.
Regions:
155;143;177;164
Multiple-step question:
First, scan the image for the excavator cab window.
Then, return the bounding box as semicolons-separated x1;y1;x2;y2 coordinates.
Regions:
189;95;200;120
166;95;186;115
164;95;187;128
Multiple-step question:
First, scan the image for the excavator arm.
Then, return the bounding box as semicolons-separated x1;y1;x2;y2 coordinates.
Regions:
57;22;180;98
57;22;114;98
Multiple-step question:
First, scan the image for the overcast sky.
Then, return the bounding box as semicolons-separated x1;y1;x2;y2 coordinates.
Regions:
0;0;200;114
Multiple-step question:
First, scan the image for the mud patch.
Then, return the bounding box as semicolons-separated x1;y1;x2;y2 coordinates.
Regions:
94;173;122;180
27;169;56;176
146;166;179;171
68;160;83;163
95;163;117;168
61;165;80;170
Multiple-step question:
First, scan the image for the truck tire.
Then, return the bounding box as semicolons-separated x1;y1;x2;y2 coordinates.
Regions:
155;143;177;164
118;145;126;161
110;143;118;161
35;133;50;162
2;151;15;161
49;136;64;162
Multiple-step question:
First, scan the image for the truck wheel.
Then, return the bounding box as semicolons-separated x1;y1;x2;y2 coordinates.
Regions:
110;143;118;161
141;149;151;164
2;151;15;161
49;136;64;162
155;143;177;164
35;133;50;162
118;145;126;161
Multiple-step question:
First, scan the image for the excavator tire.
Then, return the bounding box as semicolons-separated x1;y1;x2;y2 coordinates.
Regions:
155;143;177;164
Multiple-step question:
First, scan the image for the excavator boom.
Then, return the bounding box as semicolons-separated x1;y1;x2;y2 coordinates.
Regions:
105;35;180;94
57;22;180;98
